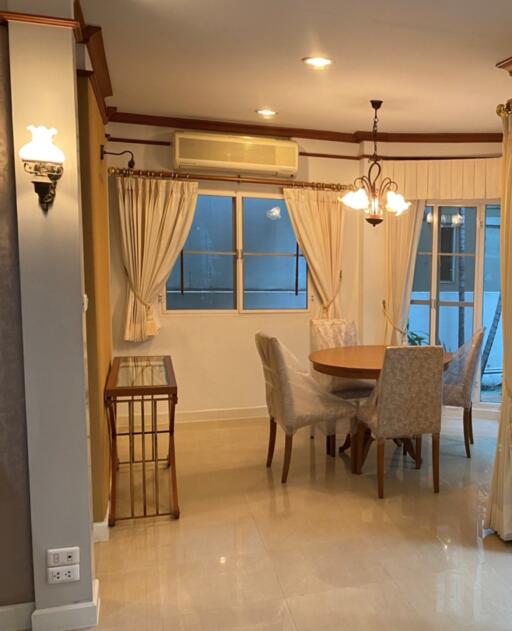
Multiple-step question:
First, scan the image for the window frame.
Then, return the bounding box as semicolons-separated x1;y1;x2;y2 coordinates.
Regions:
161;189;311;316
409;198;500;408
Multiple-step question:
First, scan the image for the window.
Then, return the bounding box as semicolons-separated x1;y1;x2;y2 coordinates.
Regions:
165;193;308;312
408;202;502;405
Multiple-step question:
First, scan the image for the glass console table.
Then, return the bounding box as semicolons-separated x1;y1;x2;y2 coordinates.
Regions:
105;355;180;525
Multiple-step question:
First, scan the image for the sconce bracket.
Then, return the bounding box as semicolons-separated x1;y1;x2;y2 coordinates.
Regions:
22;160;64;212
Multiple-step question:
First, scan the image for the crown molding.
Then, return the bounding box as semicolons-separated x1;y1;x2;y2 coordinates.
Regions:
0;10;83;40
497;55;512;75
108;111;502;144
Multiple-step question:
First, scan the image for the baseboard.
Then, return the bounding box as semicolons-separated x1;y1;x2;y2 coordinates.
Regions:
93;506;110;543
442;404;500;421
0;601;34;631
115;405;267;431
175;406;266;423
31;579;99;631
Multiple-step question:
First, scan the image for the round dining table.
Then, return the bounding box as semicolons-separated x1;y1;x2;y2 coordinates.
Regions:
309;344;452;380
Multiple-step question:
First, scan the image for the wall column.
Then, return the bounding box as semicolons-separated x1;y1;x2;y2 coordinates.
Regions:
8;13;98;631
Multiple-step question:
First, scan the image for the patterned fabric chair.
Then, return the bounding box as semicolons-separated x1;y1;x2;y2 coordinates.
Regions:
255;332;357;482
309;319;375;394
355;346;444;498
443;329;484;458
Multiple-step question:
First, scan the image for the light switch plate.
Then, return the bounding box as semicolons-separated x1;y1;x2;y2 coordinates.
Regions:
47;547;80;567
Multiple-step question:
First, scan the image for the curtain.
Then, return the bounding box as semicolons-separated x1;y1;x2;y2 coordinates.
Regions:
283;188;344;318
485;104;512;541
382;158;501;200
116;176;198;342
383;200;425;345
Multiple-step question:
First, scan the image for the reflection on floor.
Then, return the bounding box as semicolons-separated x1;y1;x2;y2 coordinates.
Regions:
93;416;511;631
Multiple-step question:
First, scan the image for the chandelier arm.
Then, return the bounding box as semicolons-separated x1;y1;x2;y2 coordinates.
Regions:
377;177;399;198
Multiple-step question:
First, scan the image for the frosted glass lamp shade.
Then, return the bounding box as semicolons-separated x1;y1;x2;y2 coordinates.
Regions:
19;125;65;164
340;188;369;211
386;191;410;215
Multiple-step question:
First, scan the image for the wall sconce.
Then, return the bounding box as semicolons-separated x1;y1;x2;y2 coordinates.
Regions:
100;145;135;169
19;125;65;212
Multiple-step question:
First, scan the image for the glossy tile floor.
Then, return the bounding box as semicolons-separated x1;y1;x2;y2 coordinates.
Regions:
94;415;511;631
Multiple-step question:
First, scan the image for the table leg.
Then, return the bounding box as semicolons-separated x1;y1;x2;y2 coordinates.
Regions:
168;398;180;519
106;399;117;527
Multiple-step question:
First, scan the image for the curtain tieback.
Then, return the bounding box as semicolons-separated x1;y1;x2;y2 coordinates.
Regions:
128;281;152;310
382;299;406;339
321;274;343;315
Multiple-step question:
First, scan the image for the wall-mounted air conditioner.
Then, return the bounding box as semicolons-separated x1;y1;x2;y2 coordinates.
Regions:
173;131;298;176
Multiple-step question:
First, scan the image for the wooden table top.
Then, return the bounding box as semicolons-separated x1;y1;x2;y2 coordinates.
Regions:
309;345;452;380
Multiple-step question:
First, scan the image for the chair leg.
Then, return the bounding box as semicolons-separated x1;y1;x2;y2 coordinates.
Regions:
377;438;385;499
282;434;293;484
266;417;277;468
463;407;471;458
469;405;474;445
415;435;422;470
326;434;336;457
353;422;366;474
432;433;440;493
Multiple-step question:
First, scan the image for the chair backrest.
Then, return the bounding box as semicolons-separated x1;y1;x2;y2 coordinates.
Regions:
376;346;444;438
443;329;484;407
255;332;302;431
310;319;360;392
310;319;359;353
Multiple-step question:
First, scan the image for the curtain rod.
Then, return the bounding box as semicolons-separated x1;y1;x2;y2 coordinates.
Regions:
107;167;349;191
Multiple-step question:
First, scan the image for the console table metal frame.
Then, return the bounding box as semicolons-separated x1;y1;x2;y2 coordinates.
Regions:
105;355;180;526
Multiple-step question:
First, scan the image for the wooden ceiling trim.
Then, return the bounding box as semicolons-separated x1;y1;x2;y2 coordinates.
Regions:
0;10;83;40
496;55;512;76
109;111;502;144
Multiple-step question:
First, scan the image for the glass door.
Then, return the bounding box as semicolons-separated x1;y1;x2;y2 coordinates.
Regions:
409;202;502;405
435;206;477;352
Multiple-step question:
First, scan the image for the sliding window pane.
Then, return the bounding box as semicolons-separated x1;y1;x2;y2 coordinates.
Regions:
184;195;235;251
437;305;473;352
243;198;296;253
243;255;307;310
439;207;477;254
166;254;235;310
408;304;431;345
412;254;432;302
418;206;433;253
438;255;475;304
481;204;502;402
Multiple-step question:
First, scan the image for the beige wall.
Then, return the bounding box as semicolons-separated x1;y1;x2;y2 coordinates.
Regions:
0;23;34;609
78;77;112;523
105;122;501;416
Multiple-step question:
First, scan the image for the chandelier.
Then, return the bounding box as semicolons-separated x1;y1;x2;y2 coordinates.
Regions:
341;100;410;226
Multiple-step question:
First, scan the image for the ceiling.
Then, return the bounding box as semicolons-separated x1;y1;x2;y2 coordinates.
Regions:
82;0;512;134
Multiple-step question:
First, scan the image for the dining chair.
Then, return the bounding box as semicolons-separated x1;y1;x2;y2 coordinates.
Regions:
310;318;375;397
255;331;357;483
354;346;444;498
443;329;484;458
310;319;375;453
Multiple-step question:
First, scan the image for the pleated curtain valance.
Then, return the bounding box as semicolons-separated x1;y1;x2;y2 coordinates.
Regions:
381;158;501;201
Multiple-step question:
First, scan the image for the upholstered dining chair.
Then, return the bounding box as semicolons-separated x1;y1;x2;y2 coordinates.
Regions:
309;319;374;393
443;329;484;458
310;319;375;454
255;331;357;483
354;346;444;498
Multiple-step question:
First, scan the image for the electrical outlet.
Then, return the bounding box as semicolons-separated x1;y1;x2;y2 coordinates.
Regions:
47;547;80;567
47;564;80;584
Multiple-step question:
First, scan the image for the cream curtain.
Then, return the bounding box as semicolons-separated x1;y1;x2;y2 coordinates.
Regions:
382;158;501;200
284;188;344;318
485;105;512;541
116;176;198;342
383;200;425;345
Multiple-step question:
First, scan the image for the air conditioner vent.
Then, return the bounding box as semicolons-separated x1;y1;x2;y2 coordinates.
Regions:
173;132;298;176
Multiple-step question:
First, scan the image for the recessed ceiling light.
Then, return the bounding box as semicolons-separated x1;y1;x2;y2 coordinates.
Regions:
256;108;277;118
302;56;332;69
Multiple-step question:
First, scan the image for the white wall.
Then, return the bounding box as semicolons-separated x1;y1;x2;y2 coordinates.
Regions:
105;123;501;416
9;13;97;631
